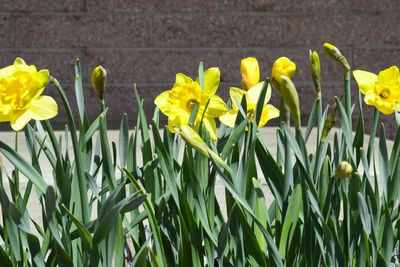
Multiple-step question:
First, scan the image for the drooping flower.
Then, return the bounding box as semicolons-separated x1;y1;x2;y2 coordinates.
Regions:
271;57;296;84
0;58;58;131
219;82;279;128
154;67;227;141
241;57;260;91
353;66;400;115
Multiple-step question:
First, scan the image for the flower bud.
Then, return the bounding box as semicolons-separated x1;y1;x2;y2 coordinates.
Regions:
335;161;353;179
271;57;296;85
91;66;107;101
323;43;350;72
241;57;260;91
280;75;301;127
309;50;321;96
321;102;337;141
174;125;224;165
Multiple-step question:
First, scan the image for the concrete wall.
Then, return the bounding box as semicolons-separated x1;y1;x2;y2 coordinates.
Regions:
1;0;400;137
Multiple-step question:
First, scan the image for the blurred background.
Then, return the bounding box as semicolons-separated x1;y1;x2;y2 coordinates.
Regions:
1;0;400;137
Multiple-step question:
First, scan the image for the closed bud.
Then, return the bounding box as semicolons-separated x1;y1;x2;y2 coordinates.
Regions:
309;50;321;96
321;102;337;141
241;57;260;91
271;57;296;85
323;43;350;72
91;66;107;101
335;161;353;179
280;75;301;127
174;125;224;165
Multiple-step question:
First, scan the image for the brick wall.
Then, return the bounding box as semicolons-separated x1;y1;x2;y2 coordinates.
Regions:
1;0;400;137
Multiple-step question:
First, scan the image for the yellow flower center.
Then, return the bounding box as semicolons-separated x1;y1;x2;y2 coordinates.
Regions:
0;72;36;110
186;98;197;112
379;88;390;99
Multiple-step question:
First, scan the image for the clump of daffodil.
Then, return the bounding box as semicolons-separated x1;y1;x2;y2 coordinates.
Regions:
241;57;260;91
335;161;353;179
219;82;279;129
0;58;58;131
155;67;227;141
271;57;296;86
91;65;107;102
353;66;400;115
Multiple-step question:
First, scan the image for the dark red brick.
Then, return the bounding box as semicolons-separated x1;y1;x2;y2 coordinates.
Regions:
85;49;220;84
221;0;351;13
15;15;150;48
152;15;284;47
286;15;353;46
353;48;400;74
2;0;83;12
0;17;11;47
352;0;400;12
287;15;400;47
87;0;219;12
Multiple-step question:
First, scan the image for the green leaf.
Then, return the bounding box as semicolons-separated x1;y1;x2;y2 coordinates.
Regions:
75;58;85;125
305;97;319;143
357;193;371;236
198;61;205;91
61;203;93;249
378;124;389;201
119;113;129;167
0;140;47;194
279;184;302;257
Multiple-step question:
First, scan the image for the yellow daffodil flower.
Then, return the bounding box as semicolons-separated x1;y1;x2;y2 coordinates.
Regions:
271;57;296;84
154;67;227;141
219;82;279;128
241;57;260;91
0;58;58;131
353;66;400;115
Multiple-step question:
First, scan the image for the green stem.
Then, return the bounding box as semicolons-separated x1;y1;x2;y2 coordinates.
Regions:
344;70;351;130
280;96;290;126
13;131;19;204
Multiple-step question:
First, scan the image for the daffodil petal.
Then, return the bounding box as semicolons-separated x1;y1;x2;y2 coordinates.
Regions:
364;91;376;106
0;105;10;122
219;109;238;128
175;73;194;87
247;82;271;103
258;104;280;128
202;118;217;141
10;109;32;131
30;96;58;120
378;66;400;84
204;95;227;118
14;57;26;65
154;90;172;115
353;70;377;94
230;87;245;110
198;67;220;95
